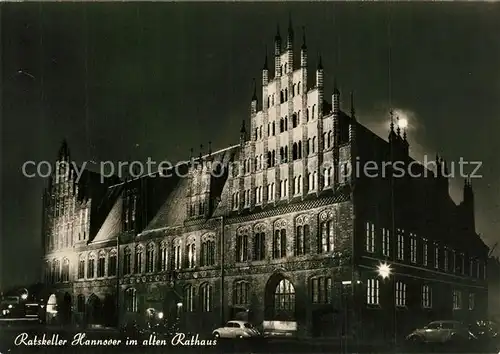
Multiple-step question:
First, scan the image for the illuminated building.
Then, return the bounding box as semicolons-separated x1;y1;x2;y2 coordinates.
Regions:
41;24;488;340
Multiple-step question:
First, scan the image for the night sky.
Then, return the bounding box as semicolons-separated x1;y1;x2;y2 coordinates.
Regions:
2;3;500;289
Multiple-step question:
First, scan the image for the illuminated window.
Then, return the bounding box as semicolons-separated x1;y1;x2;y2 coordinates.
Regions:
97;251;106;277
422;285;432;308
108;249;117;276
319;219;334;253
61;258;70;282
146;243;155;273
396;281;407;307
366;222;375;253
274;279;295;314
273;228;287;259
123;247;131;275
382;228;390;257
159;242;168;271
422;239;428;266
367;279;380;305
125;288;137;312
134;245;143;274
410;234;417;263
174;243;182;270
87;254;95;279
200;283;212;312
78;256;85;279
397;229;404;260
186;241;196;268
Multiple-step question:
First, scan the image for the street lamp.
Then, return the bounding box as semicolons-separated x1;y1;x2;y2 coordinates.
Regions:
377;262;392;279
377;262;397;348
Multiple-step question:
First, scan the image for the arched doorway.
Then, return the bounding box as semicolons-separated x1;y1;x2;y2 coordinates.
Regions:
264;274;296;321
86;294;102;326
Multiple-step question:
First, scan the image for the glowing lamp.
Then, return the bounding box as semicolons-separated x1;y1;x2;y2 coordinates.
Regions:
377;262;392;279
176;302;183;308
21;294;28;300
157;312;164;319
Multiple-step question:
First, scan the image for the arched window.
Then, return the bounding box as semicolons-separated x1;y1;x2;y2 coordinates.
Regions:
319;211;335;253
298;82;301;94
267;151;272;168
200;283;212;312
123;247;132;275
62;258;70;282
253;232;266;261
97;251;106;277
295;216;309;256
146;243;155;273
201;235;216;267
274;279;295;313
280;91;284;104
186;240;196;268
77;255;85;279
53;259;61;283
312;137;316;153
184;284;194;312
236;229;249;263
327;131;333;148
272;122;276;136
108;249;117;276
280;118;284;133
312;104;316;119
233;281;249;305
159;242;168;271
77;294;86;313
284;116;288;130
284;88;288;101
125;288;137;312
292;143;298;160
87;254;95;279
273;222;287;259
284;63;287;74
306;108;309;121
134;245;143;274
174;239;182;270
292;113;298;128
298;141;302;159
323;167;332;188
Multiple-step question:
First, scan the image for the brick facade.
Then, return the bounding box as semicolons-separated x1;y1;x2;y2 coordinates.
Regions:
41;24;488;341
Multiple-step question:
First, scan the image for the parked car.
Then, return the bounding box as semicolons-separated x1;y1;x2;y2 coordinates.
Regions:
406;320;476;344
212;320;261;339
